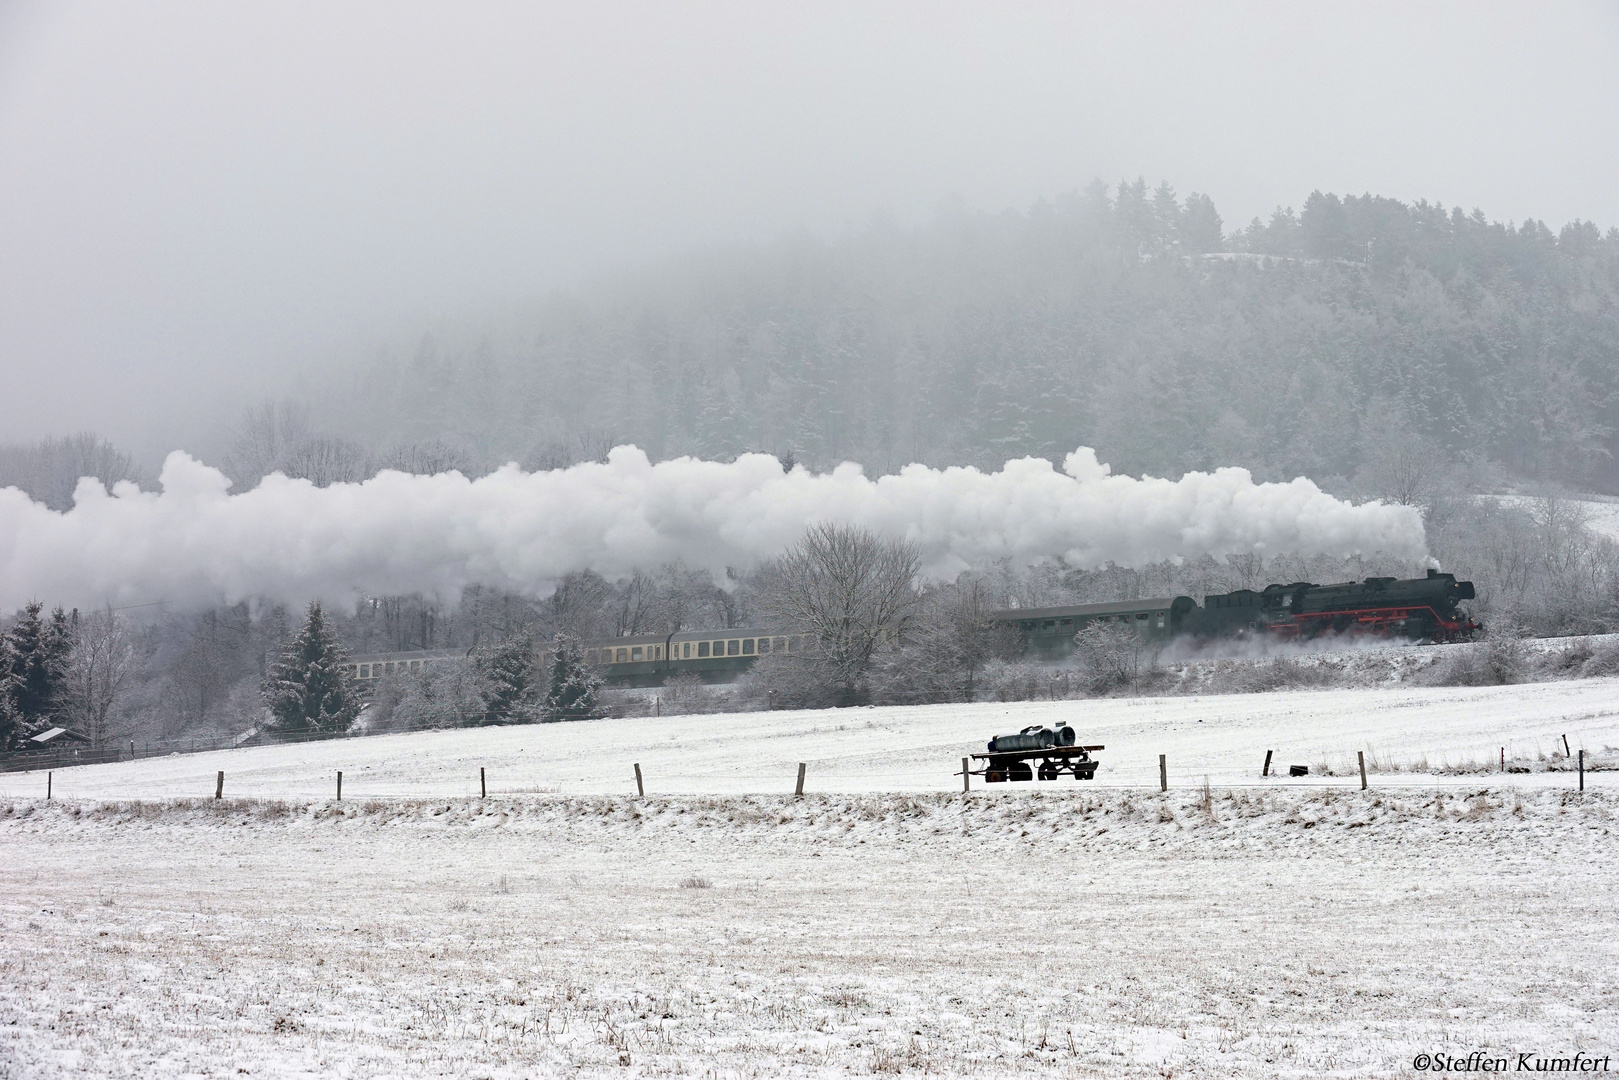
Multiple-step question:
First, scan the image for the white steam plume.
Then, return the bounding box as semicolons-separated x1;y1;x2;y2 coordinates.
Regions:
0;446;1426;614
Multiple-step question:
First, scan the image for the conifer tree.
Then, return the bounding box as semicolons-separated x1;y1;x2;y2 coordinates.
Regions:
540;633;603;722
261;602;358;735
477;632;539;724
0;602;74;749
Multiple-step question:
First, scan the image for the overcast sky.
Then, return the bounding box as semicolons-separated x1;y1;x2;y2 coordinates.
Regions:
3;1;1618;458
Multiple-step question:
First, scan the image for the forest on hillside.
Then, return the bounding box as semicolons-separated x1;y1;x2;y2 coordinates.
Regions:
301;181;1619;496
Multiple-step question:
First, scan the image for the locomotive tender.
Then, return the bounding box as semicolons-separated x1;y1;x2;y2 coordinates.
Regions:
992;569;1477;659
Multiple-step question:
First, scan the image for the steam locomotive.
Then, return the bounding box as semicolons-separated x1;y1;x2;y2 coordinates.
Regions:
992;569;1478;659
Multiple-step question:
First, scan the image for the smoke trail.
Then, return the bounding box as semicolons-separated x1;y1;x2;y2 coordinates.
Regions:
0;446;1425;614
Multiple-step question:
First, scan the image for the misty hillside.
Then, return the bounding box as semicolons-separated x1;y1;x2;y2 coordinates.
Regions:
309;183;1619;493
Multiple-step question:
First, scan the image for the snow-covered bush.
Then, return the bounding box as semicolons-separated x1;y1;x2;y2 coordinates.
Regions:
387;658;494;730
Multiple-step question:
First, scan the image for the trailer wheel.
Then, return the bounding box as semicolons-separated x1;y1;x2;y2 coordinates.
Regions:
1007;762;1034;782
1037;761;1060;781
984;767;1006;783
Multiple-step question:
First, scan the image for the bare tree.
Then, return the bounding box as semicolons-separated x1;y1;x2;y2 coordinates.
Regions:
223;401;313;487
1355;404;1442;507
63;606;136;746
1072;620;1157;695
522;428;620;472
376;440;476;477
279;435;372;486
0;433;146;511
869;577;1016;703
753;523;921;704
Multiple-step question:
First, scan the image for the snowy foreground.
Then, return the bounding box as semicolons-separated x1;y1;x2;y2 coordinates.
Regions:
3;683;1617;1078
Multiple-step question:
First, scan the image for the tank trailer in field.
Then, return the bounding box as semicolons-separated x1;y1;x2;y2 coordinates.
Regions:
970;724;1103;783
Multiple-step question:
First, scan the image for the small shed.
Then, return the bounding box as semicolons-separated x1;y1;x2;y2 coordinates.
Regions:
27;727;90;748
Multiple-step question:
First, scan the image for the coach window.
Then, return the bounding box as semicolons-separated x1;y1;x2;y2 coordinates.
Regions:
1136;613;1148;621
681;642;691;658
631;646;643;661
758;638;771;654
697;641;710;657
359;665;369;678
742;639;754;654
616;648;628;663
726;639;739;655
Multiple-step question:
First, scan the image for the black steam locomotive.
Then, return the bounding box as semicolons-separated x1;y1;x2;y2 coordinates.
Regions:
992;569;1478;659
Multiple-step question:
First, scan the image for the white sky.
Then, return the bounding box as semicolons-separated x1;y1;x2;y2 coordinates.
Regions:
2;1;1617;456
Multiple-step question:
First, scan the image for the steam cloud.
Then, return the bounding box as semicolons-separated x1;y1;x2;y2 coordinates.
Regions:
0;447;1426;614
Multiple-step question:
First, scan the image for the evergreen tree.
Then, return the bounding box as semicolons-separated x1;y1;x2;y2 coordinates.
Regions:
0;602;74;748
477;632;539;724
261;602;358;734
0;634;19;752
1179;193;1224;253
540;633;603;722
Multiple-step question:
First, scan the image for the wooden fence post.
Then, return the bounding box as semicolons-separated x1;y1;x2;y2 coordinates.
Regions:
337;771;343;801
1579;749;1584;792
480;767;486;798
1262;750;1273;778
215;771;224;800
634;762;644;797
962;756;970;794
1358;750;1367;791
1159;754;1167;792
654;697;661;718
47;772;51;800
795;762;806;797
1563;734;1571;758
1501;747;1505;773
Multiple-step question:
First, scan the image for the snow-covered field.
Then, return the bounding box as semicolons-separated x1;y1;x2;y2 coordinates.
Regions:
3;682;1617;1078
5;677;1615;801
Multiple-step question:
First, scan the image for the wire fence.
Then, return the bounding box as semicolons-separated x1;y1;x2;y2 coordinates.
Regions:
0;725;399;774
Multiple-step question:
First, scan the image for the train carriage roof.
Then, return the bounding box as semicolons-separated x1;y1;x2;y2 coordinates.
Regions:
667;627;776;642
585;628;779;650
348;648;466;664
987;598;1183;623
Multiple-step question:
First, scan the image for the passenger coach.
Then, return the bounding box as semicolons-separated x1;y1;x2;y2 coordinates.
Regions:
585;629;813;686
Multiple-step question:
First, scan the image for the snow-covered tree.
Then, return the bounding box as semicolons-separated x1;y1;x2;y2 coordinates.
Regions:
540;633;603;722
261;602;358;735
0;602;74;750
477;633;540;724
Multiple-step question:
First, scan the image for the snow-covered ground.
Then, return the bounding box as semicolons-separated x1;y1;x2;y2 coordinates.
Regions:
3;788;1615;1077
3;683;1616;1078
6;678;1615;801
1492;493;1619;541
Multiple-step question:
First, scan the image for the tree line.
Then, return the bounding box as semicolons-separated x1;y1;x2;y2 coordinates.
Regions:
249;180;1619;498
